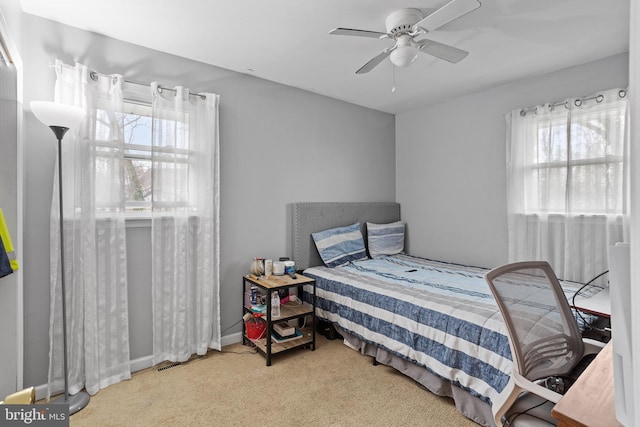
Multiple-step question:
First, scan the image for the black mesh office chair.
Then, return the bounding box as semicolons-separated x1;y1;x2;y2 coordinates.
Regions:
485;261;604;426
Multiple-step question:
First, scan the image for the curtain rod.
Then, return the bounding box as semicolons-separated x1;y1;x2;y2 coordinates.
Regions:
52;63;207;100
519;89;627;116
89;71;207;100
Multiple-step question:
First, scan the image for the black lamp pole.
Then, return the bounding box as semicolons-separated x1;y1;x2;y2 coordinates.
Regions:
47;124;90;414
51;126;69;404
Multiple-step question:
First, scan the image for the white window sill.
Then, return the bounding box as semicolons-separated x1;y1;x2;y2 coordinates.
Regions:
125;217;151;228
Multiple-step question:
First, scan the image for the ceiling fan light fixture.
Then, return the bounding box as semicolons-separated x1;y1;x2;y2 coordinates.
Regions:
390;45;418;67
330;0;481;74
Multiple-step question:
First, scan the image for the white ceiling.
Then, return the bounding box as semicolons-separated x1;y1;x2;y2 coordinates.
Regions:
20;0;629;114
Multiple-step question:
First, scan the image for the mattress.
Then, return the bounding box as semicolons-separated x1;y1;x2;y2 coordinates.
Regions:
303;253;593;406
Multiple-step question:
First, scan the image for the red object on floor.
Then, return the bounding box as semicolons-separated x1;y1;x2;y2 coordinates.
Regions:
245;318;266;339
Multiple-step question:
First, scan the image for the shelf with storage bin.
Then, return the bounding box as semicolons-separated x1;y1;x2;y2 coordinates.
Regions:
242;273;316;366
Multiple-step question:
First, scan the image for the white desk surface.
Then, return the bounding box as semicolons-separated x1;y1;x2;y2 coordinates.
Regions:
572;287;611;317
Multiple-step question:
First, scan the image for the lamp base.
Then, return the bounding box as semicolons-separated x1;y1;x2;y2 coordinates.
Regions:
53;390;90;415
68;391;90;415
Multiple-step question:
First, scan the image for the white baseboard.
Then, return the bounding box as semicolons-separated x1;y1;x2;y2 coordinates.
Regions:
34;384;51;402
221;332;242;347
32;331;244;401
130;355;154;373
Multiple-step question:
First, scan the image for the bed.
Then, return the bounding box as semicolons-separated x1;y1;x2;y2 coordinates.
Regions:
291;202;600;427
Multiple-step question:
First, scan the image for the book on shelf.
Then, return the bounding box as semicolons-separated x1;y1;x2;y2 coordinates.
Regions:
273;321;295;337
271;329;303;343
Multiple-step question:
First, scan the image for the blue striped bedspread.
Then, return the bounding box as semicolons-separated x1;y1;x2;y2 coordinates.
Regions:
303;253;591;406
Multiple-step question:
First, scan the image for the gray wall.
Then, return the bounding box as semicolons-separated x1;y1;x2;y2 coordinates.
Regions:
0;42;19;399
396;53;629;269
19;14;395;386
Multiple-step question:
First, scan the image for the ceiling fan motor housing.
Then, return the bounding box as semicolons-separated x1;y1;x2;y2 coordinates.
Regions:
385;8;424;36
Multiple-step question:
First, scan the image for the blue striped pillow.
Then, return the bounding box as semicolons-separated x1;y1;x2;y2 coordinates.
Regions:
312;223;367;268
366;221;406;258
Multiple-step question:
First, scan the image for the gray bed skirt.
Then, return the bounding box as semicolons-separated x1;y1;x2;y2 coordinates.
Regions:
337;326;495;427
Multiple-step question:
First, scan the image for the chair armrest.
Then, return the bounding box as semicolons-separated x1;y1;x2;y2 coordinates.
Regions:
582;337;605;355
582;338;607;357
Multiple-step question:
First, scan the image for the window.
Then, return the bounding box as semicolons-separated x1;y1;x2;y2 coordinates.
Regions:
120;100;191;214
93;82;201;217
522;101;627;216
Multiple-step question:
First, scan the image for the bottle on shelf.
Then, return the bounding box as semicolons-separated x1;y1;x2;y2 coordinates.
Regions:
271;291;281;318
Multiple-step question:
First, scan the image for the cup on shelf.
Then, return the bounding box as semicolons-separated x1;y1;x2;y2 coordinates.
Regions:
273;261;285;275
284;261;295;275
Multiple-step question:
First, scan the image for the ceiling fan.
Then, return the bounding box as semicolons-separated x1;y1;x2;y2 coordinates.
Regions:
329;0;481;74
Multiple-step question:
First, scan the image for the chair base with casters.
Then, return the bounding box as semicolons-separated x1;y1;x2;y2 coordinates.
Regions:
500;390;556;427
485;261;605;427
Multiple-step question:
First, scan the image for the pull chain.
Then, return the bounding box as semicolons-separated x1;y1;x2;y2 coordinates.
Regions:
391;65;396;93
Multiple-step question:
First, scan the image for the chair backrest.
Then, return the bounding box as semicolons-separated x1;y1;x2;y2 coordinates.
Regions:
485;261;584;381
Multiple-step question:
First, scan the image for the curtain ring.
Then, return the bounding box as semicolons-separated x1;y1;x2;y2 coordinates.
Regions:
89;71;98;81
619;89;627;98
596;94;604;103
574;99;582;107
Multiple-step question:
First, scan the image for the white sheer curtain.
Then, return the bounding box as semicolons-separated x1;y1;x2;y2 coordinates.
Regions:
150;83;221;364
506;88;629;283
48;60;130;398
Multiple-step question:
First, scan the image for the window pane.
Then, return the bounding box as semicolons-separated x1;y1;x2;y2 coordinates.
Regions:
122;103;153;212
153;159;189;206
537;120;568;164
124;112;152;147
124;158;152;210
571;120;607;161
527;166;566;212
569;163;625;213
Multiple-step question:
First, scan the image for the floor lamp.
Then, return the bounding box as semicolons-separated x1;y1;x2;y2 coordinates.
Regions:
31;101;90;415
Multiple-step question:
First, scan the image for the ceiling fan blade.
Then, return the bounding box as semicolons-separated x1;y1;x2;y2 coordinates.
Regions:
356;47;395;74
414;0;481;32
329;28;388;39
417;39;469;63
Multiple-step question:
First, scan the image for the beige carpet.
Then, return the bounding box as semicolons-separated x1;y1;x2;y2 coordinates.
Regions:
69;336;478;426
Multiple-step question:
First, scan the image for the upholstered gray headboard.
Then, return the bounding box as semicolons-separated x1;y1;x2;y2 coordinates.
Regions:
291;202;401;271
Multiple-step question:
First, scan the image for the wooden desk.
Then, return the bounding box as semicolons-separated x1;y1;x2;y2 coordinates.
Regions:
552;341;622;427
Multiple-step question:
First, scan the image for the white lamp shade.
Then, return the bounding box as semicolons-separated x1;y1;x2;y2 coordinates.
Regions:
390;46;418;68
31;101;85;129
